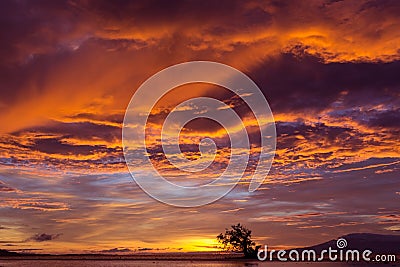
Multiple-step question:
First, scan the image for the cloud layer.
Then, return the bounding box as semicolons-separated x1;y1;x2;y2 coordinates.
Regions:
0;0;399;253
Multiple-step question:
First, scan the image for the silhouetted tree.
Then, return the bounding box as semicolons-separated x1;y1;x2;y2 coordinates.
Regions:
217;223;260;258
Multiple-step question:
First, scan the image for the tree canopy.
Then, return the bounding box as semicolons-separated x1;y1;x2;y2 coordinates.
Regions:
217;223;259;258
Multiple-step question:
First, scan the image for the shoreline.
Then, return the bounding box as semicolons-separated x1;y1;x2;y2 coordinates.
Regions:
0;253;252;261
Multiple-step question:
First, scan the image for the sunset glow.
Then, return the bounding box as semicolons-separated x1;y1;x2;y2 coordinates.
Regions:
0;0;399;254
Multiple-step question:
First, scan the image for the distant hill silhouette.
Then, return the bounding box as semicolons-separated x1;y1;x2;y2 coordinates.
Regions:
300;233;400;254
0;249;20;256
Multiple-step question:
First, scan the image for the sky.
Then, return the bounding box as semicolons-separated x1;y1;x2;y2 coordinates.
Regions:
0;0;399;254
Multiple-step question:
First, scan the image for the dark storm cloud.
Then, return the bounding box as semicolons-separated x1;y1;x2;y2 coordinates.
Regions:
365;109;400;129
277;121;353;141
81;0;271;30
99;247;133;253
1;0;399;134
30;137;109;156
250;54;400;113
13;121;120;143
0;0;268;68
28;233;62;242
0;0;89;65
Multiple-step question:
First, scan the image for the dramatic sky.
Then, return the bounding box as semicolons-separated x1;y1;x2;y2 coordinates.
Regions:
0;0;399;254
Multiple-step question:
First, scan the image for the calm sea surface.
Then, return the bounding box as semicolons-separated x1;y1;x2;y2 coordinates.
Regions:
0;261;398;267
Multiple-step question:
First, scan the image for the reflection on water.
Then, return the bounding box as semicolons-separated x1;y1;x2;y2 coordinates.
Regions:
0;261;398;267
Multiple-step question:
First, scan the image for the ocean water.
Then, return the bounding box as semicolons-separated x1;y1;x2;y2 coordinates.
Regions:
0;261;398;267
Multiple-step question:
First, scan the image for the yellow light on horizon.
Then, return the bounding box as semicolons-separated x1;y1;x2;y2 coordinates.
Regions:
177;237;220;252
